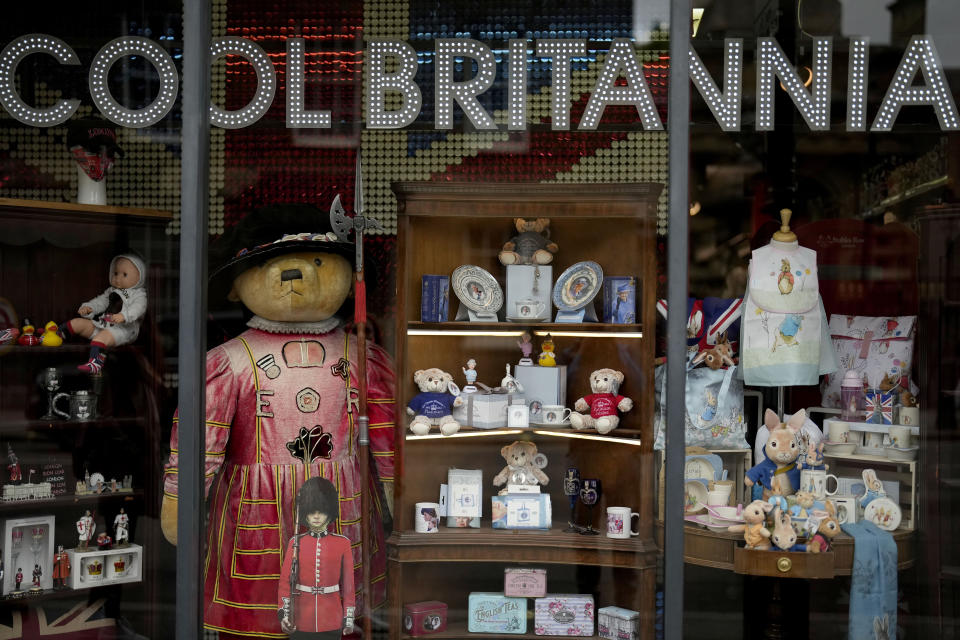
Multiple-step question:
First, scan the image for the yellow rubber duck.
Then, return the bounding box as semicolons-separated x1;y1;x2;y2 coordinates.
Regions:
40;321;63;347
538;334;557;367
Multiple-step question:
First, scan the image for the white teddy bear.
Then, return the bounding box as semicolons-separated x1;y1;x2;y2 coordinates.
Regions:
569;368;634;434
406;368;463;436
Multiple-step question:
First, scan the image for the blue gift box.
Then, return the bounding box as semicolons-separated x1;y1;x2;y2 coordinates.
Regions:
421;275;450;322
602;277;637;324
491;494;552;530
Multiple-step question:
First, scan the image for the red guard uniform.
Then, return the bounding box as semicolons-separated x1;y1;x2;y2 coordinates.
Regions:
278;530;354;634
164;321;395;637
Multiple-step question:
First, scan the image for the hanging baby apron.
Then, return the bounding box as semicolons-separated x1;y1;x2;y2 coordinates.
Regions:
740;240;837;386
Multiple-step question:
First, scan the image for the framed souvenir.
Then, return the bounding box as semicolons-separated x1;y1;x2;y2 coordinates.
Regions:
552;261;603;322
452;265;503;322
863;496;902;531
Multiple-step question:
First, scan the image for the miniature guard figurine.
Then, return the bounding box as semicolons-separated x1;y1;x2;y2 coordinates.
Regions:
61;253;148;374
517;331;534;365
15;567;23;591
278;477;355;639
114;508;129;546
76;510;95;550
7;444;22;485
53;545;70;589
31;564;42;591
462;359;479;392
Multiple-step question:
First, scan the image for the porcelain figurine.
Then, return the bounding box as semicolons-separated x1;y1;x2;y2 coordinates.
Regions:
6;444;22;485
517;331;534;365
76;510;95;550
463;358;479;392
53;545;70;589
31;564;42;590
114;508;129;546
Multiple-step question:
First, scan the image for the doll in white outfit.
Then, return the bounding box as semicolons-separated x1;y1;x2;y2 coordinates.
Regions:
63;253;147;374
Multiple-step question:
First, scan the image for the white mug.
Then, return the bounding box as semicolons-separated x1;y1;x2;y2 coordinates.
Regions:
706;490;727;506
829;495;858;524
888;425;913;449
800;469;839;499
606;507;640;539
542;405;571;424
415;502;440;533
898;406;919;427
863;431;886;452
709;480;734;505
827;421;851;443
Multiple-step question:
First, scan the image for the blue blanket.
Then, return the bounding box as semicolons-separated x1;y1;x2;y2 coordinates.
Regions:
841;521;897;640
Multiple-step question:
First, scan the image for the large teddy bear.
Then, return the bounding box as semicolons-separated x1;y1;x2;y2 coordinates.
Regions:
569;368;634;434
161;204;395;639
407;367;463;436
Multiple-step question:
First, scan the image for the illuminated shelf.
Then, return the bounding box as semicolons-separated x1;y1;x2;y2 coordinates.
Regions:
407;321;643;338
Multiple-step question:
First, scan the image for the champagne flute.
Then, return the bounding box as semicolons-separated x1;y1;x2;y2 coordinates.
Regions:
579;478;601;535
563;467;581;533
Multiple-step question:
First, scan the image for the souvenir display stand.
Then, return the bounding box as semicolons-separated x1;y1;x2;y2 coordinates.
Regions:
388;182;661;639
0;198;169;632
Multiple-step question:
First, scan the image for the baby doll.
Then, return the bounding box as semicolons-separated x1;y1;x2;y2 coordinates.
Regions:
63;254;147;373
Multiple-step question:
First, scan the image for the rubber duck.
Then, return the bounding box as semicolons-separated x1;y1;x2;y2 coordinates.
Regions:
538;333;557;367
17;319;40;347
41;321;63;347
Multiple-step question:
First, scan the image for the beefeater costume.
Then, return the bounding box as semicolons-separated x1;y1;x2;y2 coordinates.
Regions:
163;205;395;638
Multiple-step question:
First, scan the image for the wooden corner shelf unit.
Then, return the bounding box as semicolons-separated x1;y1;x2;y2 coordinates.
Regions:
388;182;662;640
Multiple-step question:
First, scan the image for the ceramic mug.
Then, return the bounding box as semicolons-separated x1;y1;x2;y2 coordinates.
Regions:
706;489;727;506
606;507;640;539
862;431;886;453
889;425;913;448
53;390;98;421
542;405;571;424
414;502;440;533
827;421;851;444
898;406;919;427
829;495;858;525
800;469;839;499
709;481;734;505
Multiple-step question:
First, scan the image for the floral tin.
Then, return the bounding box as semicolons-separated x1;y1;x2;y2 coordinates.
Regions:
597;605;639;640
468;592;527;634
534;594;595;636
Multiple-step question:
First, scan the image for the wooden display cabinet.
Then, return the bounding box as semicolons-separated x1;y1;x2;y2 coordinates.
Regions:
388;183;662;640
0;198;172;635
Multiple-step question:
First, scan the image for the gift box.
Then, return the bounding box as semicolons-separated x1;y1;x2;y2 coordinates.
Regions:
453;391;526;429
598;606;639;640
447;469;482;520
864;390;895;425
514;365;566;423
3;515;55;594
534;594;595;636
602;277;637;324
65;543;142;590
504;567;547;597
403;601;448;636
468;592;527;634
506;265;553;322
420;275;450;322
492;494;552;530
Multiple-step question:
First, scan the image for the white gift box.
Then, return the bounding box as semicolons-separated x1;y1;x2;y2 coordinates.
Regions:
3;515;55;594
66;543;143;590
447;469;482;519
452;391;525;429
514;365;567;423
506;265;553;322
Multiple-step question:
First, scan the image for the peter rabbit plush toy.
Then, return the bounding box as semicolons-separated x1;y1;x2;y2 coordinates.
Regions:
727;499;773;550
807;501;840;553
745;409;805;499
771;505;806;552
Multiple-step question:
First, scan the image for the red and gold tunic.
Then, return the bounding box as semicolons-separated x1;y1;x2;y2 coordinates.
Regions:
278;530;354;633
164;321;395;638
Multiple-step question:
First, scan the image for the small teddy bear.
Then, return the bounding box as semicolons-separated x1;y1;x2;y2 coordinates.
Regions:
492;441;549;494
569;368;633;434
727;499;772;550
498;218;559;265
407;368;463;436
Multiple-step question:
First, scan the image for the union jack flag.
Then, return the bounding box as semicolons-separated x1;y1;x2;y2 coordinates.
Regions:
864;390;894;425
0;599;122;639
